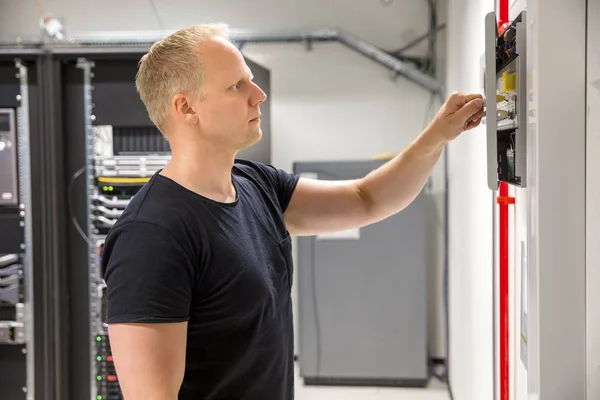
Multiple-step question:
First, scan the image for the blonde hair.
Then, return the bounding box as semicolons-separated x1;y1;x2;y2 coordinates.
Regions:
135;24;230;133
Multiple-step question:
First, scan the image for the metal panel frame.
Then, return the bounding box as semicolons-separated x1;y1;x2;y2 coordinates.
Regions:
514;16;527;186
15;59;35;400
0;107;18;206
484;12;499;191
63;57;94;400
76;57;99;400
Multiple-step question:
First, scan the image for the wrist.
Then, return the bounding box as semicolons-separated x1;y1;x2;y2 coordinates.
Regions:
416;126;448;155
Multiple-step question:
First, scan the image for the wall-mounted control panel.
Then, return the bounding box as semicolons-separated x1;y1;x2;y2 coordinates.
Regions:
484;11;528;190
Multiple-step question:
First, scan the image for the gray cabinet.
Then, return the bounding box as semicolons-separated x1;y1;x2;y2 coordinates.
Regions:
294;160;428;387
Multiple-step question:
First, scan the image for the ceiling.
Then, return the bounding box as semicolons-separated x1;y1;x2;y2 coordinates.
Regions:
0;0;444;55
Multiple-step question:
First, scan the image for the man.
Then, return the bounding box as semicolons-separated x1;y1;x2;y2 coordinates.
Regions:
101;23;483;400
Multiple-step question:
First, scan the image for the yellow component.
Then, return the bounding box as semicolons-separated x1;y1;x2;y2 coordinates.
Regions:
501;70;516;92
97;176;150;184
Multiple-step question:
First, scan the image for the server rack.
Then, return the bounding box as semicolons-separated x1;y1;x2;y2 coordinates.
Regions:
0;42;271;399
59;54;176;400
0;49;71;400
0;60;35;400
59;50;271;400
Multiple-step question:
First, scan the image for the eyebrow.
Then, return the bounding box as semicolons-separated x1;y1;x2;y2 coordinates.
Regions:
230;71;254;87
245;67;254;81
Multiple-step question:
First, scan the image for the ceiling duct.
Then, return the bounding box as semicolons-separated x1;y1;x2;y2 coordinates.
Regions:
0;27;443;94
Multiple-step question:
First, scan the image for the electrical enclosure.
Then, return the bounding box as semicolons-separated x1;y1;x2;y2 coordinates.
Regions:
484;11;528;190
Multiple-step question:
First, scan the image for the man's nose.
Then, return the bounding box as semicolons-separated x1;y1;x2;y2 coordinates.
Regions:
250;83;267;106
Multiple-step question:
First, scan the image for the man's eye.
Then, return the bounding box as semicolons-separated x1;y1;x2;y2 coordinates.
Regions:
232;83;241;90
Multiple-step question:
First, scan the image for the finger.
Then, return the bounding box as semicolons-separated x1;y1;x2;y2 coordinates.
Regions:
465;93;484;101
463;108;484;130
465;115;483;130
456;98;484;121
472;108;484;120
451;92;483;105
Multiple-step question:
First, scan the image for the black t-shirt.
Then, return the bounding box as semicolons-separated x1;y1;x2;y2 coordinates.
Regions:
101;159;300;400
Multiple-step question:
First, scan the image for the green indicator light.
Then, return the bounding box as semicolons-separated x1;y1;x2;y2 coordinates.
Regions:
96;336;102;342
97;375;102;381
108;186;114;191
97;396;103;400
96;356;102;361
103;186;108;191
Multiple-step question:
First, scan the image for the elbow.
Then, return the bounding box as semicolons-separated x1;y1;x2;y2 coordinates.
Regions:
355;180;411;224
355;180;378;224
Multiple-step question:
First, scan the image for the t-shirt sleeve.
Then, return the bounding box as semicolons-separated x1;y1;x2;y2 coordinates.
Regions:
251;162;300;213
102;221;196;324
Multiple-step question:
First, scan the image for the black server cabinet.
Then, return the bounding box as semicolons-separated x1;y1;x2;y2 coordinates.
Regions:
0;58;30;400
57;49;272;400
0;44;271;400
0;51;71;400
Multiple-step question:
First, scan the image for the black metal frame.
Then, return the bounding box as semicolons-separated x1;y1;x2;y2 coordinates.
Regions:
61;56;92;400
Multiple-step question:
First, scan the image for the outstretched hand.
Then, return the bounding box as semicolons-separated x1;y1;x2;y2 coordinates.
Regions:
427;92;485;143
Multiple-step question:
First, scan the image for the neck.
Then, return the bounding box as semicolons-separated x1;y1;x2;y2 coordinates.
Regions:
160;135;237;203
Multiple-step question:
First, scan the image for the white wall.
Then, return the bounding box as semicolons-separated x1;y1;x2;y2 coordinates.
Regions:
587;0;600;397
0;0;451;363
525;0;587;398
446;1;495;400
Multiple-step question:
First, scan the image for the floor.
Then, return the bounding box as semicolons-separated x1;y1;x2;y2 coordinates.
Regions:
294;366;451;400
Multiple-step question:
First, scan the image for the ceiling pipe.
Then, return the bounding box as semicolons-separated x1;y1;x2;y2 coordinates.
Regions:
335;28;442;94
0;27;443;95
390;23;446;54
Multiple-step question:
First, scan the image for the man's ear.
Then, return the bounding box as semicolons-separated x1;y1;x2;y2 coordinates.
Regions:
172;94;199;125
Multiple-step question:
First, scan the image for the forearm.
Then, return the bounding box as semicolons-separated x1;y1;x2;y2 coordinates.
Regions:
357;127;446;221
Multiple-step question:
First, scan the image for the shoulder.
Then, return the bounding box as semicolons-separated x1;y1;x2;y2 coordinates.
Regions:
113;173;204;238
233;159;300;193
233;159;281;185
233;159;300;212
104;174;208;268
103;220;194;268
101;220;198;324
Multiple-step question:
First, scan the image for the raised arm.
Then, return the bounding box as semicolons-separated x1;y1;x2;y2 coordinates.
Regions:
284;92;484;236
102;220;197;399
109;322;187;400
